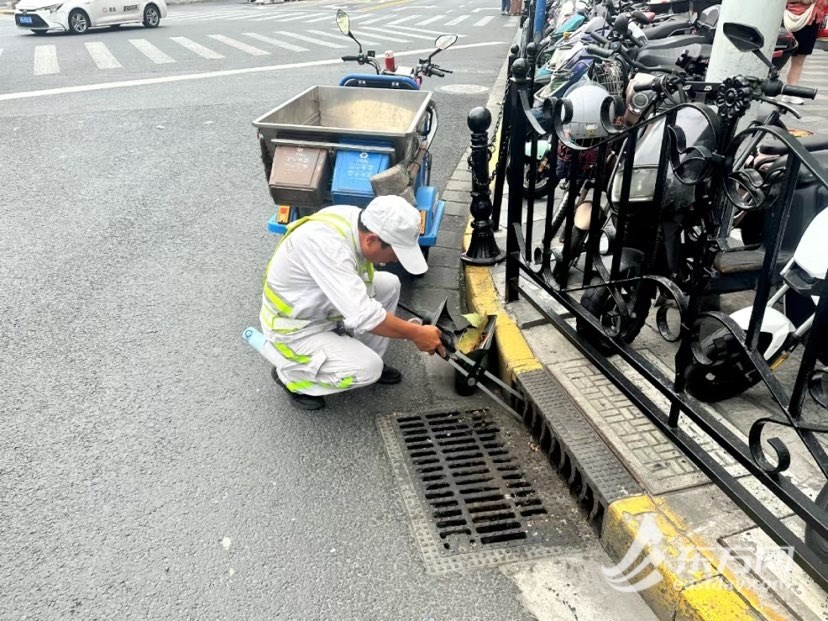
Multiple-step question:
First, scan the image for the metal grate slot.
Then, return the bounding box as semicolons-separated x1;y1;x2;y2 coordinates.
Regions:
381;408;578;568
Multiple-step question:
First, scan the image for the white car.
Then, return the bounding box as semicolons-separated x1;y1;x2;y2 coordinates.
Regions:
14;0;167;34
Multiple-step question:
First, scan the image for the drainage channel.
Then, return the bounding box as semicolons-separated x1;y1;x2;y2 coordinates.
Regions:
378;408;592;574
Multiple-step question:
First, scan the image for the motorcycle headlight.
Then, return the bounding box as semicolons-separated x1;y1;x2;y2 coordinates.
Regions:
610;166;658;203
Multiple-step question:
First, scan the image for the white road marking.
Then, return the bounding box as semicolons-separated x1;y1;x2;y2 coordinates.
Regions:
242;32;308;52
130;39;175;64
307;28;379;45
0;42;503;102
386;15;420;25
504;17;518;26
183;11;254;21
474;16;494;27
259;12;320;22
303;14;339;23
352;28;410;43
275;30;347;48
361;26;432;41
419;14;446;25
170;36;225;59
84;41;122;69
386;24;467;37
445;15;469;26
358;16;388;25
33;45;59;75
240;13;293;22
207;34;270;56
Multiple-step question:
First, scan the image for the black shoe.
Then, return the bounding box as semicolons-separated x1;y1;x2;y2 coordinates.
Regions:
378;364;402;385
271;368;326;410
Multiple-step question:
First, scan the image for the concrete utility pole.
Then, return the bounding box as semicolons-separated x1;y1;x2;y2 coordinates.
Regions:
706;0;787;82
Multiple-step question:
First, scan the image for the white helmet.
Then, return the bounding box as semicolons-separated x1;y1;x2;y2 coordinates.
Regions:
563;83;615;143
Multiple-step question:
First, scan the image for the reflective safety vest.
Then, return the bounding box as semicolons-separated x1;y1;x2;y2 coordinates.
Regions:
260;212;375;352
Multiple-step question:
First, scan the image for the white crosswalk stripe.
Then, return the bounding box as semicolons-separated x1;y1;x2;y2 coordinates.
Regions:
474;16;494;27
303;14;339;24
352;28;411;43
180;10;254;21
84;41;122;69
356;15;388;25
256;12;318;22
130;38;175;64
386;15;420;26
360;26;432;41
445;15;469;26
34;45;59;75
275;30;347;48
170;36;225;59
386;24;467;37
504;16;519;26
419;14;446;25
243;32;309;52
208;34;270;56
306;28;379;46
241;12;294;22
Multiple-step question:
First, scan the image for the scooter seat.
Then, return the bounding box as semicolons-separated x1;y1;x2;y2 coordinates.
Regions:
758;135;828;156
641;19;694;40
635;48;687;69
714;248;793;274
638;32;708;51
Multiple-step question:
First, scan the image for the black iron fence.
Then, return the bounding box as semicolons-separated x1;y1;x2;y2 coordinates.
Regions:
486;12;828;590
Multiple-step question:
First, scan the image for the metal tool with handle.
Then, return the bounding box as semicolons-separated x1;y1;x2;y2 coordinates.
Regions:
397;298;527;422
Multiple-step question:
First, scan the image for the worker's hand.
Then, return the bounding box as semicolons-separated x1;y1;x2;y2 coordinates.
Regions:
413;325;445;356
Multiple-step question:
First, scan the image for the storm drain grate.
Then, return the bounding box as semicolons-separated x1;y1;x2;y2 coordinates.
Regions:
379;408;587;573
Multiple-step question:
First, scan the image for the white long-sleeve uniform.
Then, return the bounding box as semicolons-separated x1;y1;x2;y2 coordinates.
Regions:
260;206;401;396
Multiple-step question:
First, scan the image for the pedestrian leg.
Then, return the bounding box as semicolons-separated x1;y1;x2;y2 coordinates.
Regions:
273;331;384;396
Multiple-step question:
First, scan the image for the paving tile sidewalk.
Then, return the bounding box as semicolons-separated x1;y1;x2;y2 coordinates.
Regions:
453;52;828;620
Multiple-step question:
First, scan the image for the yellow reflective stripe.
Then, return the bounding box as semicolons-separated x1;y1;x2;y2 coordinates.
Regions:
285;376;355;393
336;376;354;389
263;286;293;316
286;380;315;392
262;210;374;329
273;342;312;364
260;307;308;334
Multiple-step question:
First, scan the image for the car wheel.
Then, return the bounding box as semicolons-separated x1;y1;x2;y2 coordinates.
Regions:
68;9;89;34
143;3;160;28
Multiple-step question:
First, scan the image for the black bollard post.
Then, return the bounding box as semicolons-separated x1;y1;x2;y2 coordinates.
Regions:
462;107;506;266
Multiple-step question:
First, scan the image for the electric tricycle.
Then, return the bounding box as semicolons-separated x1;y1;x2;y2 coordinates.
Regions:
253;10;457;263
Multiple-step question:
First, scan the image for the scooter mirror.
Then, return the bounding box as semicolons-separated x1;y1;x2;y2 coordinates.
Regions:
336;9;351;36
723;22;764;53
435;34;458;50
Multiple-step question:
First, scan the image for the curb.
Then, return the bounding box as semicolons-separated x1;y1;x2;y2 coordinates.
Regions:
456;55;792;621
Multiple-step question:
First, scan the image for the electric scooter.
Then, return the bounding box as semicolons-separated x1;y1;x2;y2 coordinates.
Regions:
685;209;828;402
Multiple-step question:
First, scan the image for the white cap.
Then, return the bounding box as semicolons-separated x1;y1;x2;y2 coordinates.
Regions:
362;195;428;275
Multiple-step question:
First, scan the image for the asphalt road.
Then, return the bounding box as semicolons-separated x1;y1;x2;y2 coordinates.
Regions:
0;1;656;618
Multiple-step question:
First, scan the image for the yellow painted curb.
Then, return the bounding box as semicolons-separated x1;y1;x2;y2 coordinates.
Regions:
603;495;788;621
461;102;544;382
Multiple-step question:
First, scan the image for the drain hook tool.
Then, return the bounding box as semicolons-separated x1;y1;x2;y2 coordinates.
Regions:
397;299;526;422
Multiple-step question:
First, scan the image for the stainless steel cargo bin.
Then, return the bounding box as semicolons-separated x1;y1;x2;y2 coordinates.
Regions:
252;85;433;165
